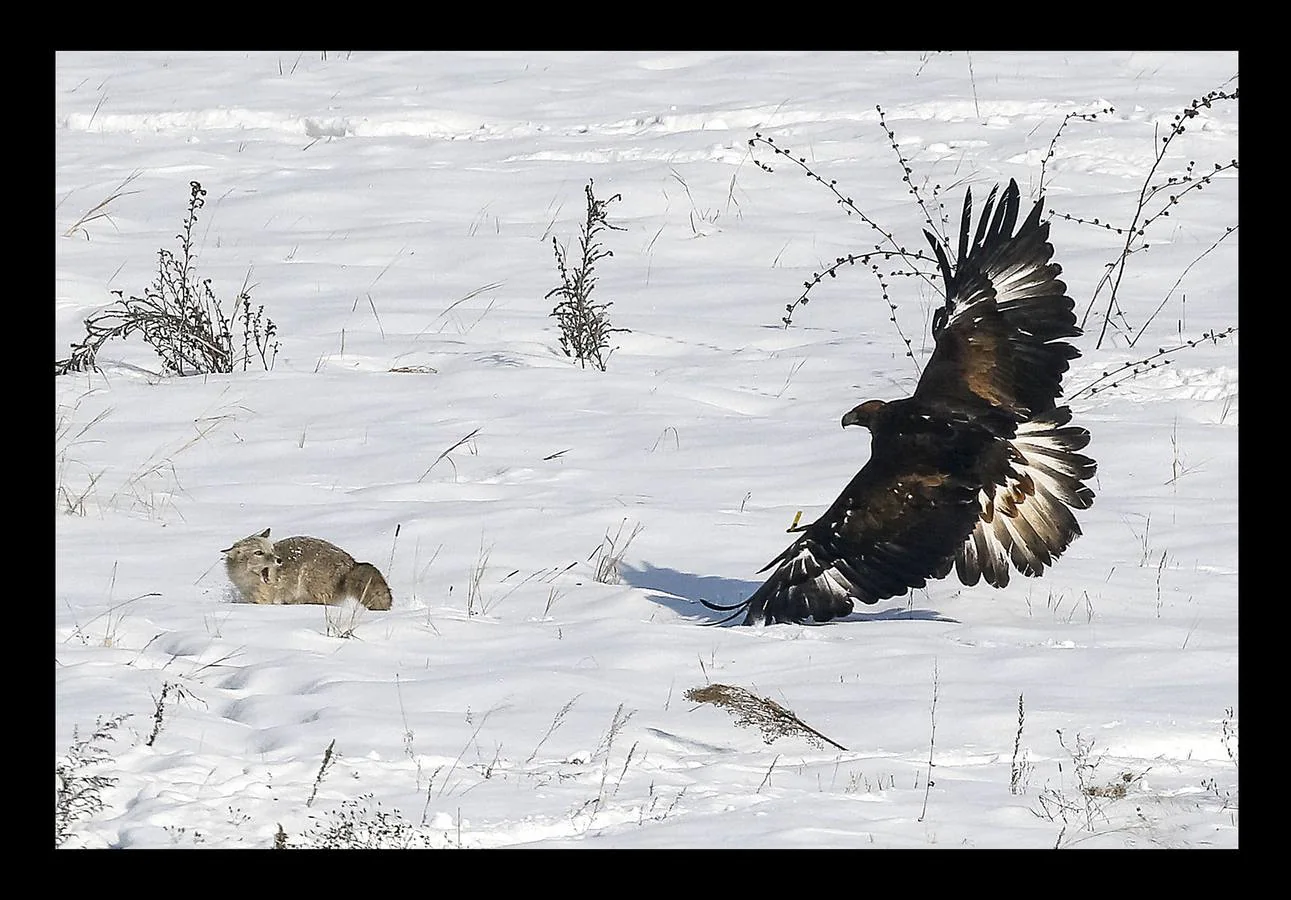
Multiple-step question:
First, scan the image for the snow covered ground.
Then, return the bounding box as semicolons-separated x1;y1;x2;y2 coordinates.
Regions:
55;51;1238;848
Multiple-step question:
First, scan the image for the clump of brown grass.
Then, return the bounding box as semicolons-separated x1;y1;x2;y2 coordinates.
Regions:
685;683;846;750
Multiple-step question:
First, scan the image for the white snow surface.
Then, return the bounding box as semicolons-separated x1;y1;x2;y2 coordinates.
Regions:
55;51;1238;849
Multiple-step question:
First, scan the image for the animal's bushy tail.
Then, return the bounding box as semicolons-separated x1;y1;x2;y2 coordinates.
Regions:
342;562;393;611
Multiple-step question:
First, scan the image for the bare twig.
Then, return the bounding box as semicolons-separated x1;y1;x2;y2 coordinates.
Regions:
917;660;939;822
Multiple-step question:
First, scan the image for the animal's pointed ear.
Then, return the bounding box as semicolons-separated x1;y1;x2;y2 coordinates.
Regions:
260;528;271;538
220;544;234;554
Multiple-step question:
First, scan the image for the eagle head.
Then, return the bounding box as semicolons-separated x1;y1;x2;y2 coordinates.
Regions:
841;399;886;430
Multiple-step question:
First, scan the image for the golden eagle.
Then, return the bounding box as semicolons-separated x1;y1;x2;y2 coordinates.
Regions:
708;180;1095;625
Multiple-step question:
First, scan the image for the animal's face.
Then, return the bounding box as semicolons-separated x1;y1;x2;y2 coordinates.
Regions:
221;528;282;584
842;399;886;429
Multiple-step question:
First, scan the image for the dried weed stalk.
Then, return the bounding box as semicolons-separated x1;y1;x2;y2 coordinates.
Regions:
685;683;846;750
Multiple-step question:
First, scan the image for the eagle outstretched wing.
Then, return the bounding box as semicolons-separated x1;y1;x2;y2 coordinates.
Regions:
710;179;1095;626
914;180;1081;420
916;181;1094;589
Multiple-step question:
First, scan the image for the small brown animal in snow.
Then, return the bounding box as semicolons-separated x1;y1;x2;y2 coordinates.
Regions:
221;528;393;611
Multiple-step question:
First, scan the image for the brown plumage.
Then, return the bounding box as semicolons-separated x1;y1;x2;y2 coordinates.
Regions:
707;180;1095;625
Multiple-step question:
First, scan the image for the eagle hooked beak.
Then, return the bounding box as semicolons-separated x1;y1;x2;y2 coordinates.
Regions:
842;399;885;429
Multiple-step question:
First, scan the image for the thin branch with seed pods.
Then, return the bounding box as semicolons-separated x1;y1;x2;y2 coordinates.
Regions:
1071;85;1239;348
749;131;941;338
1068;327;1236;401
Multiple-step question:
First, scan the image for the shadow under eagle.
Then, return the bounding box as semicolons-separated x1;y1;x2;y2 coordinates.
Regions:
707;179;1096;626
